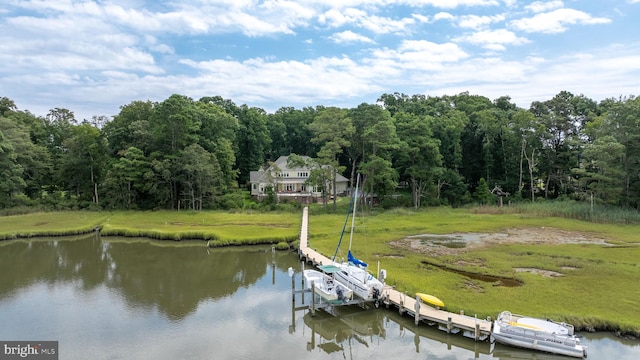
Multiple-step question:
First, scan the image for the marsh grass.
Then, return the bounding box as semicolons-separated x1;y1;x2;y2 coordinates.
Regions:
0;210;301;246
308;207;640;335
100;211;300;245
0;211;108;240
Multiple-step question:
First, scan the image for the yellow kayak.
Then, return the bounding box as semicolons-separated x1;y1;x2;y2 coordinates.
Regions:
416;292;445;308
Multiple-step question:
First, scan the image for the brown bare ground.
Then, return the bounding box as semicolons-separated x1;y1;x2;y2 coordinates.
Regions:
390;228;612;277
390;227;610;257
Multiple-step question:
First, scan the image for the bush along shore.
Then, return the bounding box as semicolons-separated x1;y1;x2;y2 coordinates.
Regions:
1;206;639;337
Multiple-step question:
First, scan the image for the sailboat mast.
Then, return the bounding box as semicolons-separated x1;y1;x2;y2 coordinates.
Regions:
348;174;359;251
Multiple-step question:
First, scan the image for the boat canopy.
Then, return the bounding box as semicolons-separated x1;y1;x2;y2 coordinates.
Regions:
318;265;342;274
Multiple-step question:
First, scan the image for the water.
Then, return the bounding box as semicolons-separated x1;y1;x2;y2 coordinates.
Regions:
0;234;638;360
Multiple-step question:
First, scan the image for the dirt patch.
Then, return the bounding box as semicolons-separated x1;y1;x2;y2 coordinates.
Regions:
561;266;579;270
514;267;564;278
390;227;610;257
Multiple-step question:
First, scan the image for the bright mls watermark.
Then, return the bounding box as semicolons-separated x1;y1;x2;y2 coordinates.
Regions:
1;342;57;359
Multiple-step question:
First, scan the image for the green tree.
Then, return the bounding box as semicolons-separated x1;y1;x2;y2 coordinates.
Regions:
59;123;108;205
530;91;586;198
0;111;51;200
44;108;76;192
394;112;441;209
0;97;17;116
512;109;544;201
474;177;493;205
236;105;271;185
309;107;353;211
349;103;399;206
103;147;151;209
267;107;319;159
591;96;640;207
149;95;201;209
178;144;223;210
103;101;154;156
0;130;25;207
572;136;626;205
195;101;239;190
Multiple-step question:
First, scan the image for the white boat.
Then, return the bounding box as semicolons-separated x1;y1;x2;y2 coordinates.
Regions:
303;268;353;304
491;311;587;358
333;254;384;303
332;175;386;304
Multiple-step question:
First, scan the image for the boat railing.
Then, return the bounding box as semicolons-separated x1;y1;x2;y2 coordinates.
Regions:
504;325;579;347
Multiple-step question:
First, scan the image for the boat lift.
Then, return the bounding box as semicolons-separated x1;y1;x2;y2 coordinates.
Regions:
289;264;379;316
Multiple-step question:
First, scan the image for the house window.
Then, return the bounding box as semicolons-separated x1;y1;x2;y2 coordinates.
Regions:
278;172;289;177
252;184;257;190
297;172;308;177
285;183;295;191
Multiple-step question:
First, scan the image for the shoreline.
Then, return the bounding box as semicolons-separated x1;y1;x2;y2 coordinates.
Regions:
0;208;640;339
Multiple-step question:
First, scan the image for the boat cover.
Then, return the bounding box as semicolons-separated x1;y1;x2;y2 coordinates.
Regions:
348;250;368;268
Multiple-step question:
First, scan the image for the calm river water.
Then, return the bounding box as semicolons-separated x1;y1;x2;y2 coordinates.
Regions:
0;234;638;360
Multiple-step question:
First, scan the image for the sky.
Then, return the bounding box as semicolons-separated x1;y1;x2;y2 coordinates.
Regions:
1;0;639;121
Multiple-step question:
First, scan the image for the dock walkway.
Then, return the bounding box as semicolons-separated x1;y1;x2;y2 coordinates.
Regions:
296;206;493;341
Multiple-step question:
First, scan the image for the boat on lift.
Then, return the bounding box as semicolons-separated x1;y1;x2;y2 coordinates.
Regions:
303;265;353;304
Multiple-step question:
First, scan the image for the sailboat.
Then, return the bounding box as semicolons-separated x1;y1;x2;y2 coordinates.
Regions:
332;175;386;305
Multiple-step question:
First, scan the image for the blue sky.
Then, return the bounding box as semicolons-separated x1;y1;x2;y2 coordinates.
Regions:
1;0;639;121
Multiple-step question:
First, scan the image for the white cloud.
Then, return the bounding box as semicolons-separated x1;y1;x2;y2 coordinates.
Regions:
457;14;505;29
398;0;500;9
433;12;455;21
178;55;380;106
510;8;611;34
455;28;529;50
360;14;416;34
412;13;430;23
150;44;175;54
526;1;564;13
373;40;469;70
1;0;637;121
329;30;375;44
429;45;640;108
319;8;361;28
319;7;415;34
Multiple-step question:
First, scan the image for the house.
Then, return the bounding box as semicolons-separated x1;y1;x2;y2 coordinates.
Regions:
249;155;349;202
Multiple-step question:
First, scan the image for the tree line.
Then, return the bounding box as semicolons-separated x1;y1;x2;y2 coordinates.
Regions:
1;91;639;211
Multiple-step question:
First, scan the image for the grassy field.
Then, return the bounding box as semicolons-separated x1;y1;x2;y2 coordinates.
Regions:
1;205;639;335
306;207;640;335
0;210;300;243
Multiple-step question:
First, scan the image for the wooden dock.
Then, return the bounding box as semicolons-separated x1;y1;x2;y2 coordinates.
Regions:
296;206;493;342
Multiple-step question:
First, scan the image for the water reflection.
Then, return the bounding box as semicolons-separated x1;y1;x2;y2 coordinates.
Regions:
294;303;495;359
302;307;386;355
0;234;293;320
0;236;638;360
